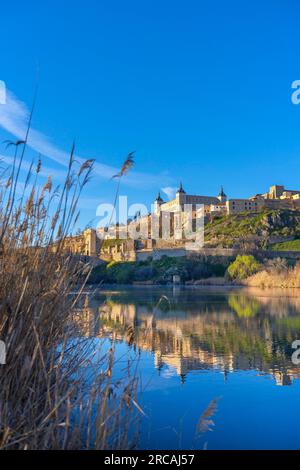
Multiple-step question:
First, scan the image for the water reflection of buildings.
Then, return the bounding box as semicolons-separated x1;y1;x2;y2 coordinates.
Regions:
77;292;300;386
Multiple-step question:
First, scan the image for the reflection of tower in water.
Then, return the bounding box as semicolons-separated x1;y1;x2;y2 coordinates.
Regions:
274;370;292;386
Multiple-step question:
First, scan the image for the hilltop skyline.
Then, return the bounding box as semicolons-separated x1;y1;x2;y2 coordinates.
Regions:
0;0;300;229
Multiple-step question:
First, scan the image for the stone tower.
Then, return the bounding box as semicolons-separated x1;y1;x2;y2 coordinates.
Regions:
218;186;227;203
154;191;164;213
176;181;186;206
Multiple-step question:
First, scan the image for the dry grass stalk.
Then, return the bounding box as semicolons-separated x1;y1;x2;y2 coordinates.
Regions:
244;261;300;289
0;135;140;449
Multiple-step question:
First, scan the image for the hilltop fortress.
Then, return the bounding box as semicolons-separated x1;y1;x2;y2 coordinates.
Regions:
58;183;300;259
154;182;300;216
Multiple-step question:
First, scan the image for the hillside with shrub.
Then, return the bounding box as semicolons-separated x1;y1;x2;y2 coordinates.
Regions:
204;209;300;249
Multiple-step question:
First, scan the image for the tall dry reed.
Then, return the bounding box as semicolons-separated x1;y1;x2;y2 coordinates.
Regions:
244;259;300;289
0;131;140;448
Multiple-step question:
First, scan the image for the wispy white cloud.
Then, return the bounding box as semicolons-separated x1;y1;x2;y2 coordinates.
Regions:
161;186;177;200
0;89;173;189
0;90;118;178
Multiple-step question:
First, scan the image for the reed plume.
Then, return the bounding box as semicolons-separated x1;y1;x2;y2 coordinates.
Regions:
0;132;140;448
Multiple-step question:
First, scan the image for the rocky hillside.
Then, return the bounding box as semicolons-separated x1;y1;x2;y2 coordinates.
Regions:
204;209;300;249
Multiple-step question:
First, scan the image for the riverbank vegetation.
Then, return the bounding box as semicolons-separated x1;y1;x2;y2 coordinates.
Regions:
89;255;231;285
227;255;300;289
90;253;300;289
227;255;261;281
243;259;300;288
0;139;139;449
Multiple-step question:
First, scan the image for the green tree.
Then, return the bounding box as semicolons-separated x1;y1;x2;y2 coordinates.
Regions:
227;255;260;280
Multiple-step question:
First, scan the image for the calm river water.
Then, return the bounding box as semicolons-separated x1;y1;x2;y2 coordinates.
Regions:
78;286;300;449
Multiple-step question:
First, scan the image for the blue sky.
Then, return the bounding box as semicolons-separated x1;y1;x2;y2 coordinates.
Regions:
1;0;300;228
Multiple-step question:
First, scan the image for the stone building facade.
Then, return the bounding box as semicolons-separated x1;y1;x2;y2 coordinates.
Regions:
53;228;100;257
58;183;300;258
227;185;300;214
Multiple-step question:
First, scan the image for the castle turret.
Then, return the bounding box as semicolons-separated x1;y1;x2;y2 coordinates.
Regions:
218;186;227;203
153;191;164;213
176;181;186;195
176;181;187;207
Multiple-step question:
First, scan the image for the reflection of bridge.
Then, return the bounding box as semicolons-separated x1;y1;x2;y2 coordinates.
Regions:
76;291;300;386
